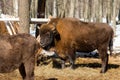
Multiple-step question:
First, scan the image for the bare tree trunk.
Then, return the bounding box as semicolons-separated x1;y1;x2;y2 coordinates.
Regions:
88;0;92;22
68;0;75;17
64;0;70;17
0;1;2;15
83;0;89;21
1;0;14;15
56;0;65;18
13;0;18;17
30;0;38;36
112;0;117;34
30;0;38;18
106;0;112;24
74;0;80;18
45;0;53;18
18;0;30;33
53;0;57;17
79;0;84;19
95;0;100;22
91;0;96;22
117;1;120;21
99;0;103;22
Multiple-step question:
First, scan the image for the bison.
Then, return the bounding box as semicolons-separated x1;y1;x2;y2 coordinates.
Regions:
39;17;114;73
0;33;40;80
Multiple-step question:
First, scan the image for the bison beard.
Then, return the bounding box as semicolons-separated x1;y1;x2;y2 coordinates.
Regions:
0;33;40;80
39;17;114;73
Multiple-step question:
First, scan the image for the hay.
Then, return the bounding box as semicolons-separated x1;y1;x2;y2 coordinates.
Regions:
0;56;120;80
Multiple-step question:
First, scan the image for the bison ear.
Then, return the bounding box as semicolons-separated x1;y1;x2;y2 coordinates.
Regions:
48;17;59;33
47;15;53;24
37;26;40;29
49;15;53;19
49;22;58;34
48;18;59;25
51;22;56;31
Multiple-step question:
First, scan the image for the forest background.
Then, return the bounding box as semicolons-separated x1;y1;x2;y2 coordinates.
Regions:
0;0;120;33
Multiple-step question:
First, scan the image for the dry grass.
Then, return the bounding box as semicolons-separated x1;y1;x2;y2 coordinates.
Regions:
0;56;120;80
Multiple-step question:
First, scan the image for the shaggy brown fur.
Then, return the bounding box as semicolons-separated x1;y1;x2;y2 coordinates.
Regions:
0;33;40;80
39;17;114;73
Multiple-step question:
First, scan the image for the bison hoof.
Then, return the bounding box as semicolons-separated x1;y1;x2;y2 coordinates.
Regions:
70;65;75;69
61;65;65;69
100;69;107;73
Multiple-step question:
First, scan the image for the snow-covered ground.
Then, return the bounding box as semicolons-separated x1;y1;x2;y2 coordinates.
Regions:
113;25;120;53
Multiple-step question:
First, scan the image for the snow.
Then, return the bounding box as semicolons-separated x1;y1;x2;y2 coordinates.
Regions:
113;25;120;53
30;26;36;37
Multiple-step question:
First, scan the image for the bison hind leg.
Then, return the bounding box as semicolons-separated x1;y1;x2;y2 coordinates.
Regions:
19;63;26;79
98;46;108;73
24;56;35;80
100;54;108;73
109;38;113;56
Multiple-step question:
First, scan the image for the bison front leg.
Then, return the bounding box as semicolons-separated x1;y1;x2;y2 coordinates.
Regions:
67;56;75;69
98;46;108;73
61;59;65;69
68;54;76;69
24;56;35;80
66;49;76;69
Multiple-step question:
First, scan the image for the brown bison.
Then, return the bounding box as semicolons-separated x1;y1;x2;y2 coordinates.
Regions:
0;33;40;80
39;18;114;73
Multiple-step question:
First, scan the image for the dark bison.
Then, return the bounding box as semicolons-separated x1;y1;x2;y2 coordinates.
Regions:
0;33;40;80
39;18;114;73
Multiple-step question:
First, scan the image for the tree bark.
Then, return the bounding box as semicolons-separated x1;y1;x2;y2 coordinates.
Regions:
106;0;112;24
112;0;117;34
68;0;75;17
18;0;30;33
1;0;13;15
13;0;18;17
74;0;80;18
84;0;89;21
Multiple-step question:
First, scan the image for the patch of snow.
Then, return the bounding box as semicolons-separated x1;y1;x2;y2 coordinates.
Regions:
40;49;55;56
30;26;36;37
113;25;120;53
102;18;107;23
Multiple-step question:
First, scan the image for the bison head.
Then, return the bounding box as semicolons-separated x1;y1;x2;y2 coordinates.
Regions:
39;23;57;50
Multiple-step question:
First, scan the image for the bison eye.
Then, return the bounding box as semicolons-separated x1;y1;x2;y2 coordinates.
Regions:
46;32;51;37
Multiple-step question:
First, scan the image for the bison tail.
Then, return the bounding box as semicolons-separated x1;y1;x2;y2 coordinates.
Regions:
108;35;113;56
